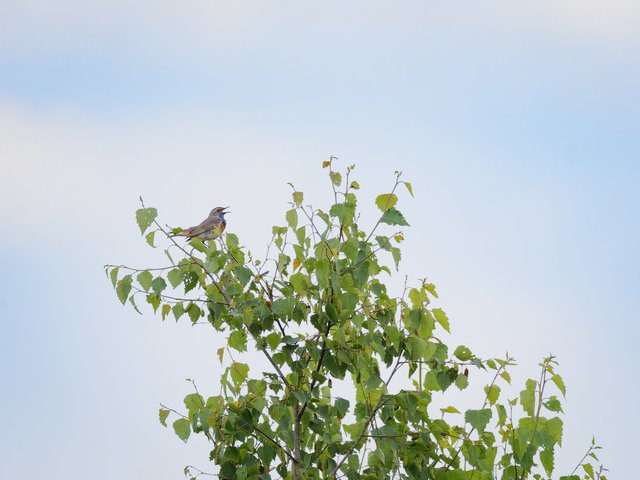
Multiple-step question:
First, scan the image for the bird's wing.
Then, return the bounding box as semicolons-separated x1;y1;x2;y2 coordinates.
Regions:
182;215;221;237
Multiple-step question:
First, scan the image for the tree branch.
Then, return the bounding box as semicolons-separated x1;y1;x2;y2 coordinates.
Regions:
297;320;332;420
330;354;404;477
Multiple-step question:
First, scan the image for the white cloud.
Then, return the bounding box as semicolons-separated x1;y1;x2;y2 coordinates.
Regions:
1;0;638;64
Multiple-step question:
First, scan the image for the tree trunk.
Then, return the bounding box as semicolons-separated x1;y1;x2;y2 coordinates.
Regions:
293;404;302;480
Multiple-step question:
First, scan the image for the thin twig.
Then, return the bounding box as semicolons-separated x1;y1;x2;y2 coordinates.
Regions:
330;353;404;477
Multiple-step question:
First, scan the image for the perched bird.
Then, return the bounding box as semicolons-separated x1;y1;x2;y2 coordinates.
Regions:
171;206;229;241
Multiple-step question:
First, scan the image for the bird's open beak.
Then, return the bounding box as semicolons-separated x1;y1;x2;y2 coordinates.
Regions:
222;206;231;213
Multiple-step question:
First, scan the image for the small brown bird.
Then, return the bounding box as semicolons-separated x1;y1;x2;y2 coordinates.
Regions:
171;207;229;241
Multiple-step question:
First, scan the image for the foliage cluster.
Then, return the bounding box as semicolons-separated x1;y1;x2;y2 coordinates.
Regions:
106;160;606;480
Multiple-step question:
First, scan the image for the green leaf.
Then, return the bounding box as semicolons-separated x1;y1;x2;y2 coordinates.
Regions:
116;275;133;304
167;269;182;288
109;267;119;287
551;374;566;398
465;408;492;433
455;374;469;390
182;271;199;293
379;207;409;226
184;393;204;413
375;236;392;251
350;181;360;190
432;308;450;333
375;193;398;212
161;303;171;320
234;266;252;286
544;396;563;413
583;463;594;479
145;231;155;247
151;276;167;294
540;449;554;477
334;398;350;418
329;171;342;186
187;304;201;323
159;408;170;427
295;226;306;245
425;282;438;298
408;288;427;308
329;202;355;225
292;191;304;206
146;293;160;312
454;345;472;361
485;385;501;406
266;332;281;350
390;247;401;269
137;271;153;291
135;207;157;235
496;404;507;426
226;232;239;249
129;293;141;314
229;330;248;352
325;303;338;324
546;417;563;446
172;303;185;321
286;209;298;229
403;181;414;197
520;379;536;416
289;272;308;294
230;362;249;389
272;298;294;318
342;237;359;262
406;337;427;361
272;225;287;236
173;418;190;442
436;369;457;391
445;470;464;480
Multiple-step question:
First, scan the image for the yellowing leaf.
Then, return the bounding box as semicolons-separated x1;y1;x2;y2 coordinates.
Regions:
322;160;331;168
551;374;566;398
375;193;398;212
432;308;450;333
441;406;461;414
403;181;414;197
293;258;301;271
329;171;342;186
159;408;170;427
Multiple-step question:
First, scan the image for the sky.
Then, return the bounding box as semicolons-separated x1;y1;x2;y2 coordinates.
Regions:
1;1;638;478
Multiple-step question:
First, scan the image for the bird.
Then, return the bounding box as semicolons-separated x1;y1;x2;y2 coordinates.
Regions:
171;206;229;241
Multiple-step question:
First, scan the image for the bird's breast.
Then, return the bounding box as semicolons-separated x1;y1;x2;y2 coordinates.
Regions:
213;221;225;236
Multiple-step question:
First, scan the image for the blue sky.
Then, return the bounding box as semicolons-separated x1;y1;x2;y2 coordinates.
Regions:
1;1;638;478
